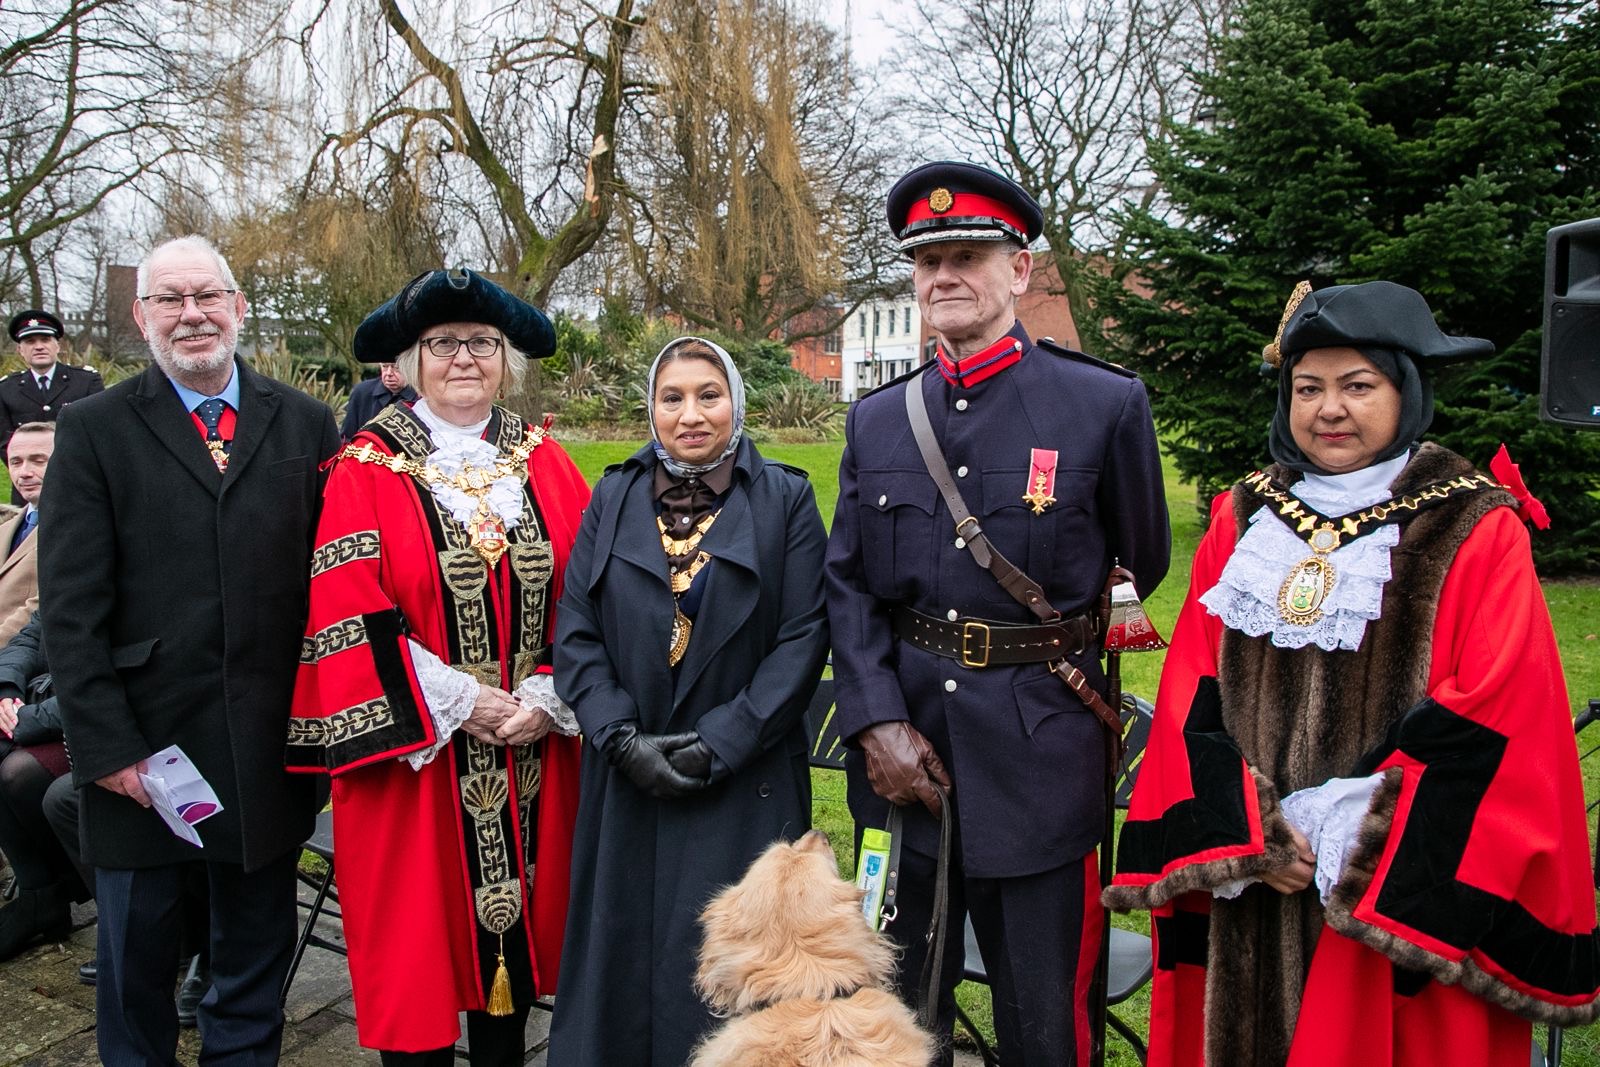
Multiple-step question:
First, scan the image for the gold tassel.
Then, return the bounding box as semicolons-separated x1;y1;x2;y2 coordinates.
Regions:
487;936;514;1016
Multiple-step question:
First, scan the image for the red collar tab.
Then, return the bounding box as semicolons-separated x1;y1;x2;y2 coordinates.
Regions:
937;336;1025;387
905;191;1028;242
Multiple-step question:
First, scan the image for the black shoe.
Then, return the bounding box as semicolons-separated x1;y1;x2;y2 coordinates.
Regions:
77;958;97;986
177;954;209;1029
0;884;70;961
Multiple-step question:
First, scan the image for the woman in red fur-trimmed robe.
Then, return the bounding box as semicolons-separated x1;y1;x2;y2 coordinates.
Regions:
287;270;586;1065
1106;281;1600;1067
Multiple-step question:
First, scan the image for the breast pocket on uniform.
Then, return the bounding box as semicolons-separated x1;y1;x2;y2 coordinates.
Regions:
857;469;937;600
979;467;1101;605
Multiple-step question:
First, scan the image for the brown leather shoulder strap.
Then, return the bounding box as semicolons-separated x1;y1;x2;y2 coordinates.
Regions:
903;379;1058;623
904;379;1124;749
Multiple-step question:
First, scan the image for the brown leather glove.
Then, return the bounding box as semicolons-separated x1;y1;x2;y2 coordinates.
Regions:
857;721;952;816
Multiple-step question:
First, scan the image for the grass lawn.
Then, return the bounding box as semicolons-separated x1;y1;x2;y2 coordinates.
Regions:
562;435;1600;1062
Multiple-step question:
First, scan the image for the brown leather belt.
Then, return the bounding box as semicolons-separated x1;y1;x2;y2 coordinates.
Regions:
892;606;1098;668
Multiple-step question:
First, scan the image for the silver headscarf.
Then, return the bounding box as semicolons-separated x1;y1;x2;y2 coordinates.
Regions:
646;336;746;478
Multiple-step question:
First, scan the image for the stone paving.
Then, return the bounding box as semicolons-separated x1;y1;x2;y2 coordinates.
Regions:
0;890;982;1066
0;891;553;1067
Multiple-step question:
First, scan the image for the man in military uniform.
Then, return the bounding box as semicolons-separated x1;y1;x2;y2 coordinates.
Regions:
4;310;104;436
824;161;1171;1065
3;311;102;501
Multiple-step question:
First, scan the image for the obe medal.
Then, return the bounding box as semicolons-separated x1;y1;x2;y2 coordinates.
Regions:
1277;523;1340;626
1023;448;1059;515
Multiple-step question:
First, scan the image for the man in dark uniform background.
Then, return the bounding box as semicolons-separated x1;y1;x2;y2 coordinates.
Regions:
824;161;1171;1065
3;311;103;503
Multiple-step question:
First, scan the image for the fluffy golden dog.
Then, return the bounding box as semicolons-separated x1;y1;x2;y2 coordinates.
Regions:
691;829;934;1067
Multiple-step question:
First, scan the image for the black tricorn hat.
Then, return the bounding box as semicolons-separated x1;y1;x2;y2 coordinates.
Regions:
8;310;64;342
886;161;1044;254
1266;280;1494;366
353;269;556;364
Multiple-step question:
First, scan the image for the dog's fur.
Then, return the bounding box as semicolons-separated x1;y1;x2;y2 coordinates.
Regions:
691;830;934;1067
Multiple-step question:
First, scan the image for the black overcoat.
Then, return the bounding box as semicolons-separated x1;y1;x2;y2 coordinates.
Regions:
38;359;338;870
548;437;830;1067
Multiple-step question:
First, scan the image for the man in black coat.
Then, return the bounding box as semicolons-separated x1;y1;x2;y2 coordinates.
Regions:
825;163;1171;1065
3;310;102;501
39;235;339;1065
338;360;416;439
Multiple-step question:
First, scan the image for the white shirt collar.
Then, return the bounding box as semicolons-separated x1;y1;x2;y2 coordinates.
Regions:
412;397;491;440
1293;451;1412;513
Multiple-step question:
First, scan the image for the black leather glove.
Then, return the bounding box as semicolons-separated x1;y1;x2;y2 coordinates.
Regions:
664;735;714;781
857;721;952;816
602;725;710;799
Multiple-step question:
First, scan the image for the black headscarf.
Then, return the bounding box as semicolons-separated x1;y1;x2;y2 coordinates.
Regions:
1268;346;1432;474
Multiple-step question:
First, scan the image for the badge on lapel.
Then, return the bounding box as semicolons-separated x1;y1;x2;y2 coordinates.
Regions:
1022;448;1057;514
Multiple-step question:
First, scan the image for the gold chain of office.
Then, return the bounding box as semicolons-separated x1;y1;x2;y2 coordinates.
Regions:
658;511;720;666
1241;468;1501;552
1243;468;1500;627
338;434;545;566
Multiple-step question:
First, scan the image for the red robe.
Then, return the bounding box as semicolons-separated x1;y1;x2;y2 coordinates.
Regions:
286;404;588;1051
1108;448;1599;1066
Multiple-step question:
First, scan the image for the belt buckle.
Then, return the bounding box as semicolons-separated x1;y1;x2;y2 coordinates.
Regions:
960;621;991;668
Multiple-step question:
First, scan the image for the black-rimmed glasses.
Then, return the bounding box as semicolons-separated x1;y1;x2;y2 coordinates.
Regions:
420;336;503;359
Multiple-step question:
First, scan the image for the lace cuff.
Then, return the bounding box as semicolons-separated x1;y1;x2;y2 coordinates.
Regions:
1280;774;1385;904
403;640;479;770
513;673;580;737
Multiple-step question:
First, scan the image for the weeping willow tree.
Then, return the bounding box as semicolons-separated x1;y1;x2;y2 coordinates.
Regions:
222;148;455;376
624;0;895;341
282;0;645;306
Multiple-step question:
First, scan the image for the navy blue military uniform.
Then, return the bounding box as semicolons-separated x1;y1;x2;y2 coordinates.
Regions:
2;311;103;446
825;161;1171;1065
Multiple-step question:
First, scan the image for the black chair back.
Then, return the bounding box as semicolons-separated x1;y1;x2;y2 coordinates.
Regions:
804;677;846;769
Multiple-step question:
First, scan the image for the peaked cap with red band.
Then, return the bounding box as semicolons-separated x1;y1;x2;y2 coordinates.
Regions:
887;161;1044;254
8;309;63;342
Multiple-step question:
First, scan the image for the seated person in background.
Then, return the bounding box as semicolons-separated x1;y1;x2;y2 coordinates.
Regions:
339;360;416;439
0;612;89;959
0;422;53;645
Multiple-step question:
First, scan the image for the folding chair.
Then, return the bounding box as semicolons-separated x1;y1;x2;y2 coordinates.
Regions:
281;809;343;1007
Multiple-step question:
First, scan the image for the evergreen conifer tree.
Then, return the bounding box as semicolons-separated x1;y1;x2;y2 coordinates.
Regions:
1103;0;1600;571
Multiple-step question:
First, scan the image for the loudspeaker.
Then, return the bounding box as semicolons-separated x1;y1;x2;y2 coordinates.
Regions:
1542;217;1600;428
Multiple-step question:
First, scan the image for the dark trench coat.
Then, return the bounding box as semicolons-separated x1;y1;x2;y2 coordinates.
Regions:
548;437;830;1066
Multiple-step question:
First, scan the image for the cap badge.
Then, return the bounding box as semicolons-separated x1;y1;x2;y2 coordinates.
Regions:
928;187;954;214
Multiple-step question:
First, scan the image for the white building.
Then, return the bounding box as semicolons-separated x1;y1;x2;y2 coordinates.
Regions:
839;291;926;401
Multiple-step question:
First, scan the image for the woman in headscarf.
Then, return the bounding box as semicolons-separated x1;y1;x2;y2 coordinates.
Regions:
287;269;588;1065
1105;281;1600;1066
547;336;830;1065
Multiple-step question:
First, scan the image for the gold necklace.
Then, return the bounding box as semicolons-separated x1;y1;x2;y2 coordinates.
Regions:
340;433;544;566
658;510;719;665
1241;468;1499;626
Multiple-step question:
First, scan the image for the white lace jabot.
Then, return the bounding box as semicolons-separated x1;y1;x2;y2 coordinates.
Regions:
409;399;524;533
1199;452;1411;651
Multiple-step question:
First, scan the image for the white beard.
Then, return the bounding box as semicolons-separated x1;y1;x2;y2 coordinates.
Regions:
147;322;236;379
